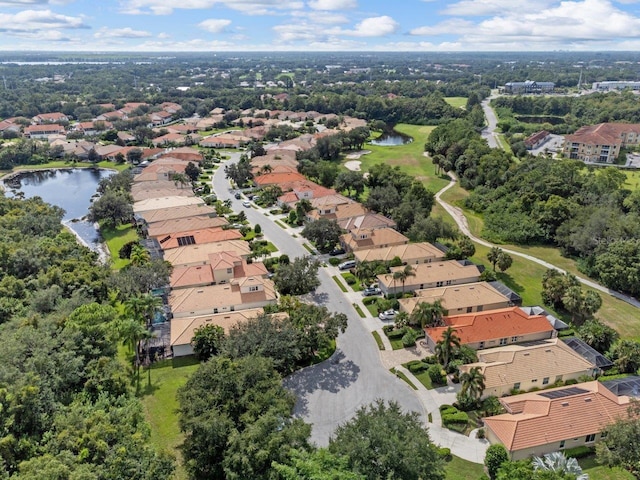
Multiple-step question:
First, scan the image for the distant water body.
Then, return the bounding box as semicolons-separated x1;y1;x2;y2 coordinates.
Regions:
3;168;114;254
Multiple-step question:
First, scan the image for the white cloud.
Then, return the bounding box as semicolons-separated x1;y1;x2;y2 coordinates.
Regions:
328;15;399;37
0;9;88;33
292;10;349;24
441;0;553;16
273;23;321;42
120;0;304;15
307;0;356;10
0;0;74;5
410;19;474;35
198;18;232;33
94;27;152;38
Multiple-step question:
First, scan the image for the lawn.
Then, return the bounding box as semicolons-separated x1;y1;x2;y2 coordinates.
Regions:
350;123;450;194
444;97;467;109
9;159;130;172
371;330;385;349
101;223;139;270
138;356;201;480
579;456;634;480
444;455;484;480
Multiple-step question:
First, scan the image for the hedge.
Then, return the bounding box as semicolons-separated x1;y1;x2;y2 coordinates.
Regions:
564;446;595;459
442;411;469;425
408;362;428;373
328;257;342;266
387;328;407;339
362;297;378;306
342;273;357;285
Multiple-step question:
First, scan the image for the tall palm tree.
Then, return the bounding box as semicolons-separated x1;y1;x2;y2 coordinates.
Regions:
138;293;163;328
129;244;150;267
532;452;588;480
172;172;190;189
435;327;461;369
487;247;502;272
459;366;486;403
354;261;375;287
117;317;148;369
387;264;416;297
411;300;446;328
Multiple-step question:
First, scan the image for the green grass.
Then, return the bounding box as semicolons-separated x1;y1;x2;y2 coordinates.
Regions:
366;303;378;317
411;369;436;390
138;356;201;480
579;456;634;480
341;273;362;291
274;220;288;229
390;368;417;390
9;159;130;172
332;275;348;292
101;223;139;270
302;243;316;254
353;303;366;318
371;330;385;350
444;97;467;109
389;337;405;350
349;123;449;194
445;455;484;479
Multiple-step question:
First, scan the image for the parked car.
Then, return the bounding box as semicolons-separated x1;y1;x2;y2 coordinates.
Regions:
234;192;242;199
362;286;382;297
242;201;251;207
338;260;356;270
330;247;346;256
378;309;398;321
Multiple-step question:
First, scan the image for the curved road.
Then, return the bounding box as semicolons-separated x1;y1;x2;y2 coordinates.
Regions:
213;157;425;447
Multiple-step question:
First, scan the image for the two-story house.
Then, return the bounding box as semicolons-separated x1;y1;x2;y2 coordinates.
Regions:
378;260;482;296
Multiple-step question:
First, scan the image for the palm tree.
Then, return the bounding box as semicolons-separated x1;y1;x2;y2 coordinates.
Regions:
532;452;588;480
138;293;163;328
260;164;273;175
129;244;150;267
117;317;148;370
354;261;375;287
394;311;409;329
172;172;190;189
459;366;486;403
387;265;416;297
410;300;446;328
487;247;502;271
435;327;461;369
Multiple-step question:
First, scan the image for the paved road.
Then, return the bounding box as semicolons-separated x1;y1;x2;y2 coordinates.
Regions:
480;96;500;149
212;157;425;447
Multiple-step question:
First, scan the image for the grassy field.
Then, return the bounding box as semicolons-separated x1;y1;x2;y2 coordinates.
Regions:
444;455;484;479
444;97;468;109
351;123;450;194
101;223;139;270
579;456;634;480
138;357;201;480
623;170;640;191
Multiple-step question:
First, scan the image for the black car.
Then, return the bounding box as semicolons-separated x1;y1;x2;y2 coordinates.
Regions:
330;247;346;256
234;192;242;199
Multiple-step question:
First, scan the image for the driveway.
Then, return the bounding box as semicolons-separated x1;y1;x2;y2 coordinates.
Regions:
212;157;426;447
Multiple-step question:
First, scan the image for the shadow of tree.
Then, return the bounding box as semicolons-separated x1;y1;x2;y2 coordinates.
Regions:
497;271;525;293
283;349;361;416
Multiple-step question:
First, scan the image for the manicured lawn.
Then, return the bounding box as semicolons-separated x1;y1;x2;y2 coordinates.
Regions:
138;356;201;480
390;368;417;390
411;369;437;390
371;330;385;350
350;123;449;194
332;275;348;292
444;97;467;109
10;159;130;172
623;170;640;191
341;272;362;291
444;455;484;480
353;303;366;318
366;303;378;317
579;456;634;480
101;223;139;270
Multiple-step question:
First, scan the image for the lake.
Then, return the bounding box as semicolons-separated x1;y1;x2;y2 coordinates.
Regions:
370;130;413;146
3;168;115;253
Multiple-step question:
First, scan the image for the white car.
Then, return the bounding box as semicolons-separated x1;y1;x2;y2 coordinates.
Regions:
378;309;398;321
242;201;251;207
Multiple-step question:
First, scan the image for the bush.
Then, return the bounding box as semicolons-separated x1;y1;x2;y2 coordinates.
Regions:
437;447;452;461
328;257;342;266
402;329;418;348
564;378;578;386
439;405;457;414
408;361;428;373
118;240;138;259
362;297;378;306
442;411;469;425
387;328;407;339
563;446;595;459
422;355;438;364
254;224;262;234
382;324;395;334
476;428;485;439
278;254;290;265
343;273;357;285
428;364;446;385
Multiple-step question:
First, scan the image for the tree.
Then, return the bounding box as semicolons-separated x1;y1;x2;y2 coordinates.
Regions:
88;190;133;228
334;171;365;199
273;256;321;296
597;401;640;476
388;264;415;296
562;286;602;325
532;452;588;480
287;303;348;360
172;172;191;188
458;366;485;408
485;444;509;480
609;340;640;374
435;327;460;369
192;324;225;361
272;448;365;480
129;243;151;267
354;261;375;287
328;400;445;480
178;356;311;480
410;300;445;328
487;247;502;271
301;218;343;253
577;318;618;353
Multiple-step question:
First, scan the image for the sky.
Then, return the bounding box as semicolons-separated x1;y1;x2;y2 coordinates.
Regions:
2;0;640;52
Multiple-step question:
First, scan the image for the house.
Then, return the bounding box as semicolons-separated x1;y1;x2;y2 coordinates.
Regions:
170;308;265;357
563;123;640;163
168;277;277;318
131;179;190;195
338;213;397;232
148;110;173;126
354;242;446;266
162;240;252;267
145;216;228;238
483;381;630;460
524;131;550;150
341;227;409;254
151;132;201;147
253;171;307;188
132;187;194;202
459;338;599;399
158;147;203;163
502;81;555;94
423;306;557;351
307;202;368;223
96;110;127;121
161;102;183;114
170;251;268;289
592;81;640;91
200;133;252;148
398;281;516;317
155;227;243;250
135;204;218;225
32;112;68;124
24;124;65;139
0;120;21;134
133;196;204;214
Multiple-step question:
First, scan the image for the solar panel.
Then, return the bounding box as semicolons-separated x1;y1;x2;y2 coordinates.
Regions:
538;387;589;399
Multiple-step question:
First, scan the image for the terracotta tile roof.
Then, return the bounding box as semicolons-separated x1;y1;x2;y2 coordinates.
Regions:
136;204;218;224
307;201;368;221
425;306;555;345
460;338;596;390
354;242;443;265
399;281;510;315
483;381;631;451
169;256;267;289
253;171;307;187
339;212;397;231
133;196;204;213
132;187;194;202
162;240;251;267
310;194;352;209
565;123;640;145
156;227;243;249
342;227;409;252
33;112;67;122
146;216;228;237
24;124;65;133
171;308;265;346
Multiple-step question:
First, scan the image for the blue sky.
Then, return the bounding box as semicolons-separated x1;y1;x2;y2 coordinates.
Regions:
2;0;640;51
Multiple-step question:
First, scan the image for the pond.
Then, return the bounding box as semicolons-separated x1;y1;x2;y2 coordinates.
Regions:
370;130;413;146
3;168;115;254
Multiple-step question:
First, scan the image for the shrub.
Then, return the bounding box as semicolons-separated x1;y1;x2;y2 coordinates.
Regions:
476;428;486;439
118;240;138;259
254;224;262;234
439;405;458;415
278;254;290;265
328;257;341;266
362;297;378;306
408;362;428;373
343;273;357;285
528;386;540;392
484;444;509;479
437;447;452;461
442;411;469;425
428;364;446;385
387;328;407;339
402;329;418;348
406;360;422;368
456;392;479;412
563;446;595;459
382;324;395;334
422;355;438;364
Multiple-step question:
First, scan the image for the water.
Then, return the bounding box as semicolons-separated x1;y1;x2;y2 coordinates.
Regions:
370;131;413;146
4;168;115;253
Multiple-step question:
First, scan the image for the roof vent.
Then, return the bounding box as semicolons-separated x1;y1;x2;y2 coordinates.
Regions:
585;398;592;402
561;402;569;407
